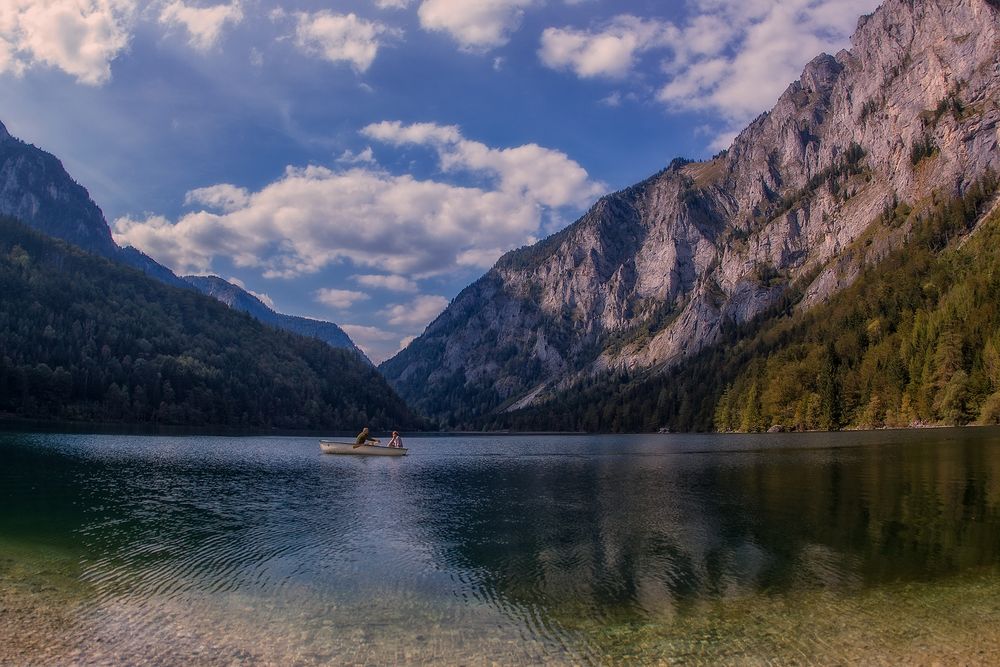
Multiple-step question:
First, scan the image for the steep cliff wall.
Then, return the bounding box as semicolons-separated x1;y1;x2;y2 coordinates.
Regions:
382;0;1000;424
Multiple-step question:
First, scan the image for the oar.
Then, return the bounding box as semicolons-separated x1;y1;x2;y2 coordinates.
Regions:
353;438;380;449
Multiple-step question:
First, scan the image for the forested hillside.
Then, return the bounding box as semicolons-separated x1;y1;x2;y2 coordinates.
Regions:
184;275;368;362
0;217;422;430
382;0;1000;428
487;175;1000;432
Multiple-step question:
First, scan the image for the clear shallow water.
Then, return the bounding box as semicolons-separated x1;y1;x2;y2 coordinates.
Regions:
3;429;1000;665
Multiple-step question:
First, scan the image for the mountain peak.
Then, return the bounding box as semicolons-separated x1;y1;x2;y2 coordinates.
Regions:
799;53;842;92
382;0;1000;425
0;121;120;258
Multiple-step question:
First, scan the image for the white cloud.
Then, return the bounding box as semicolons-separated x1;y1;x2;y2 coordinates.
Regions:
294;11;398;72
656;0;880;126
398;335;416;351
0;0;137;85
159;1;243;51
112;124;602;285
341;324;398;341
539;15;676;79
417;0;537;51
600;91;622;107
337;147;377;165
185;183;250;212
540;0;881;145
382;295;449;329
362;120;605;209
374;0;412;8
339;324;402;364
353;274;419;292
315;288;370;309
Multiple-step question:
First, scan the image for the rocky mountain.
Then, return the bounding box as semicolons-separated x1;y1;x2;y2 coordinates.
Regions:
0;120;119;259
0;122;365;357
184;275;368;362
0;119;189;288
381;0;1000;426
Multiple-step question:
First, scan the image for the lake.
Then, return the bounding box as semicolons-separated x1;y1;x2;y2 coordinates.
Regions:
3;429;1000;665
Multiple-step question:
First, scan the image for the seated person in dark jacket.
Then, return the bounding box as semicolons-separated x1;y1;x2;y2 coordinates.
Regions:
355;427;380;446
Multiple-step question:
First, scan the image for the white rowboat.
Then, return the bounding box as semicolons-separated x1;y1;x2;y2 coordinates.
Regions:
320;440;408;456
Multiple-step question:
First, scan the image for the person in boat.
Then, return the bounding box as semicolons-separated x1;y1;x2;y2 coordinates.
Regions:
387;431;403;448
355;427;380;446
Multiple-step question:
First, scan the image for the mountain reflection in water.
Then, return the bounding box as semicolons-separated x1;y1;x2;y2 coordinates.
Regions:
2;429;999;664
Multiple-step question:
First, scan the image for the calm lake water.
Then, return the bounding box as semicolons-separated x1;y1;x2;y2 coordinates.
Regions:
3;429;1000;665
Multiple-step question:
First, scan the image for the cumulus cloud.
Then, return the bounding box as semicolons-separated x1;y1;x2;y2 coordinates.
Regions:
541;0;880;144
112;123;603;282
341;324;398;342
656;0;880;125
159;1;243;51
353;274;419;292
539;15;676;79
184;183;250;212
339;324;401;363
0;0;136;85
294;10;398;72
374;0;412;8
315;288;370;309
362;120;605;209
417;0;537;51
337;147;377;165
382;295;449;329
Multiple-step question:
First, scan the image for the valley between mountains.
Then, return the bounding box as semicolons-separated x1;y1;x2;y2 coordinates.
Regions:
1;0;999;434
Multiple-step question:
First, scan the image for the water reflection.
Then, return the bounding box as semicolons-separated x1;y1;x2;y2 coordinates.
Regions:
2;429;1000;664
406;432;1000;628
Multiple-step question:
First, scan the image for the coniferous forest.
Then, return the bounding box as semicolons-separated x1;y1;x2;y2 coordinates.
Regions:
0;217;423;430
487;175;1000;433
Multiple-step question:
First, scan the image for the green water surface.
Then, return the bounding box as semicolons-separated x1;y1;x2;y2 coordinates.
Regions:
2;429;1000;665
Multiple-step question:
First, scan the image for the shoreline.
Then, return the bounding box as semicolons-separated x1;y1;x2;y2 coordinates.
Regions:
3;415;997;439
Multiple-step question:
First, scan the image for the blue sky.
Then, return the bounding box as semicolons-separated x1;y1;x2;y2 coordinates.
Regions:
0;0;879;362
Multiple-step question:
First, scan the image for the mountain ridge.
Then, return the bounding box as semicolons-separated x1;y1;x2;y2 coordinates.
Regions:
381;0;1000;426
0;121;365;356
0;215;421;429
183;275;369;363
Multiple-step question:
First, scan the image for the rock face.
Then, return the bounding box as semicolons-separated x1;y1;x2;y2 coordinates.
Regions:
381;0;1000;424
0;119;190;287
0;120;119;259
184;275;369;361
0;120;366;358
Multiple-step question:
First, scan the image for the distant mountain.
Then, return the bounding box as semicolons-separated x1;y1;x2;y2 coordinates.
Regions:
184;275;369;362
0;215;422;430
381;0;1000;429
0;118;189;288
0;120;118;258
0;120;365;356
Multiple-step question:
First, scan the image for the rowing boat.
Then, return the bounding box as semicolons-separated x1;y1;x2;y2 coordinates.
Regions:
319;440;408;456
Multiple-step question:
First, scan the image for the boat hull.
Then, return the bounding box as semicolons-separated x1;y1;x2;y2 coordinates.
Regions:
320;441;407;456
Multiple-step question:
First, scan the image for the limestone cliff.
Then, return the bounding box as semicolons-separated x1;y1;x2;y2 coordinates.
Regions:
381;0;1000;424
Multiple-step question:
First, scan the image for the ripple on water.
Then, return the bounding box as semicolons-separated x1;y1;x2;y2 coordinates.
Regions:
3;429;1000;664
